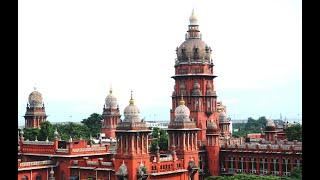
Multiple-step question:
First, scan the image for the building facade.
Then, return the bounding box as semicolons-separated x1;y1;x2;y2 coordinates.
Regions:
18;9;302;180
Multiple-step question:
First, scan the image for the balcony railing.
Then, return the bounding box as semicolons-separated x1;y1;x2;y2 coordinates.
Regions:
56;148;69;153
19;160;53;168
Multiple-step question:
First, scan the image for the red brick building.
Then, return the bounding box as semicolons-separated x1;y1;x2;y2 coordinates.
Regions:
18;9;301;180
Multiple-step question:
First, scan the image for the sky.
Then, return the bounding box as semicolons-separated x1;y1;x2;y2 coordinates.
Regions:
18;0;302;126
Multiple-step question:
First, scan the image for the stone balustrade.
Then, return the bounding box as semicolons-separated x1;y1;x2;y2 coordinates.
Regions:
19;160;54;168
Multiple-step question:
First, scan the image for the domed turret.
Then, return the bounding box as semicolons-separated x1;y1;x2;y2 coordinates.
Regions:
28;87;43;108
176;9;212;64
174;96;191;122
219;111;229;123
123;91;141;122
207;121;219;133
105;88;118;109
265;119;276;131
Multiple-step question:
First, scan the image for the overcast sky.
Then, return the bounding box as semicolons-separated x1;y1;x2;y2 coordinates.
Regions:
18;0;302;126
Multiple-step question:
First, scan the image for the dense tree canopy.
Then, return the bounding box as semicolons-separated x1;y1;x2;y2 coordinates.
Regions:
285;123;302;141
54;122;90;140
38;121;54;141
232;116;267;137
150;127;169;153
23;128;40;141
81;113;103;137
22;113;103;141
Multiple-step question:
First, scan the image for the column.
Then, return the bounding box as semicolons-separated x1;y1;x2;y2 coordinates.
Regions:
245;157;249;173
279;157;283;176
183;132;186;150
267;158;271;175
120;135;123;154
172;133;175;148
141;134;144;154
187;132;190;150
126;135;128;154
131;134;135;153
195;133;198;150
191;133;194;150
146;135;149;153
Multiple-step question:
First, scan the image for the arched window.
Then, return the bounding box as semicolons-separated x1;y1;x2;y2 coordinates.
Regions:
21;176;28;180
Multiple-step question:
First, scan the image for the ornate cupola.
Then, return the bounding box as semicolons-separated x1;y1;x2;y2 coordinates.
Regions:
101;87;120;139
171;8;218;145
219;111;231;138
24;87;47;129
167;96;200;179
176;9;213;65
115;91;151;180
264;119;277;141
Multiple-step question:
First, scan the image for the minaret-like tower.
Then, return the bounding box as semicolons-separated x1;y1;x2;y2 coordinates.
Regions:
114;92;151;180
171;9;218;145
219;112;231;138
167;96;200;180
24;87;47;129
101;88;120;139
264;119;277;141
206;121;220;176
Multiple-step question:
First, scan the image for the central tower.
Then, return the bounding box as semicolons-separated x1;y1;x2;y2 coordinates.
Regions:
171;9;218;145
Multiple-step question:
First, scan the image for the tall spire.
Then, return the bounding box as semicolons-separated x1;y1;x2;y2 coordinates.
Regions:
129;90;134;105
189;8;198;25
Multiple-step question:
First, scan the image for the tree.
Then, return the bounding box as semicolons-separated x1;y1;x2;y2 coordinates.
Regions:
285;123;302;141
150;127;168;153
53;122;90;140
81;113;103;136
233;116;267;138
23;128;40;141
39;121;54;141
290;167;302;180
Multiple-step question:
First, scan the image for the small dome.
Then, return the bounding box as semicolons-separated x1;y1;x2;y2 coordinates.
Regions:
123;92;140;122
266;119;276;128
207;121;218;131
105;88;118;109
28;89;43;108
175;97;191;122
219;112;229;123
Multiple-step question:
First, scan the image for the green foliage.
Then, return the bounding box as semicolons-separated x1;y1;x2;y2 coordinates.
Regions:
285;123;302;141
81;113;103;136
38;121;54;141
290;167;302;180
205;174;288;180
23;128;40;141
53;122;90;140
232;116;267;138
150;127;168;153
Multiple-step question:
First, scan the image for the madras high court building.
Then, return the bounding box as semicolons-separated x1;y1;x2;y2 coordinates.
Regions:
18;9;302;180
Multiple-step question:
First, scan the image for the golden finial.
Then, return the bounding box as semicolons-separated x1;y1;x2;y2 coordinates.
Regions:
109;86;113;94
129;90;134;105
179;94;185;105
